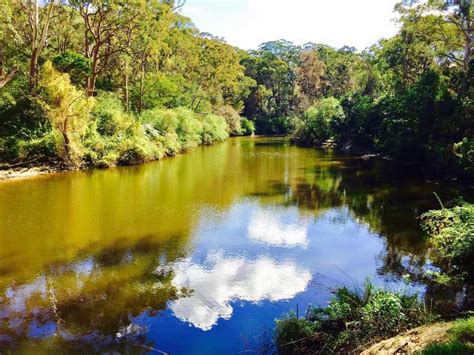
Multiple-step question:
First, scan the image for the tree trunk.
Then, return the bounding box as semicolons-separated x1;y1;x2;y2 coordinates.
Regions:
138;67;145;114
86;48;99;96
464;42;471;71
123;61;129;112
29;47;39;91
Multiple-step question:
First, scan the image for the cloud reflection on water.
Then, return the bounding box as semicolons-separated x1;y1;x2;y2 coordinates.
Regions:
248;208;310;248
166;252;311;331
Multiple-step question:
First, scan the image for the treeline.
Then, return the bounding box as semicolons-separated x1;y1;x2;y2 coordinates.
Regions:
0;0;472;175
0;0;254;168
241;0;473;176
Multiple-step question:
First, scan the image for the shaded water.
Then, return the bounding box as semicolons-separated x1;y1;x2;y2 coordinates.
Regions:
0;137;471;353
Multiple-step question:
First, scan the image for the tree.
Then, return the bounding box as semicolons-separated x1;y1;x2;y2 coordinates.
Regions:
296;50;325;106
39;61;94;164
70;0;143;96
22;0;58;91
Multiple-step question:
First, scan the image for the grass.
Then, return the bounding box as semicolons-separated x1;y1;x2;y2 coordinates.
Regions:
275;280;431;354
420;317;474;355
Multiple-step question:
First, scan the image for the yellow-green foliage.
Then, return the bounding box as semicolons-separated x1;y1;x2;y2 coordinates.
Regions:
141;108;181;156
175;108;203;150
84;94;167;168
421;202;474;283
39;61;94;165
201;114;229;144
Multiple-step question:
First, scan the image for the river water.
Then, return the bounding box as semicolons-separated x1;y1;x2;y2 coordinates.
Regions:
0;137;470;353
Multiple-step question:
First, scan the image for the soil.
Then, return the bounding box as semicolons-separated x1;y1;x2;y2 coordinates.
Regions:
361;322;454;354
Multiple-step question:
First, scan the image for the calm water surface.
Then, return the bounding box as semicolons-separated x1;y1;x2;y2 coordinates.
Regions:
0;137;471;353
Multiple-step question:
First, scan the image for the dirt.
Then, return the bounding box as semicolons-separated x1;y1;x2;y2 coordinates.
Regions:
361;322;454;354
0;166;59;181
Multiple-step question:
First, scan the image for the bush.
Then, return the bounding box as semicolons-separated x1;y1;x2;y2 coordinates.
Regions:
140;108;181;155
275;281;429;354
215;105;242;136
92;93;134;137
174;108;203;150
52;51;91;85
421;202;474;283
292;97;345;146
454;137;474;174
201;114;229;144
241;118;255;136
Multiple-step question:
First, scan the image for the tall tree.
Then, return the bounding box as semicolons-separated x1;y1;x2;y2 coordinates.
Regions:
22;0;58;91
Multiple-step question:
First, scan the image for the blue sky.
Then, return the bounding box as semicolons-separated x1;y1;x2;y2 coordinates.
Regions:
181;0;401;51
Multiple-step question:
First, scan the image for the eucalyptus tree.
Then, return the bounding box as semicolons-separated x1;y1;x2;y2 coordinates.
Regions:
69;0;145;96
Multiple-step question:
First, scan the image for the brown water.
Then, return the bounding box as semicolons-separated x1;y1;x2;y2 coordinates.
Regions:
0;137;471;353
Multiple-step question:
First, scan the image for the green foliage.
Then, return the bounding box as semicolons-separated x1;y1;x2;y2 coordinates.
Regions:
293;97;345;146
421;202;474;283
174;108;203;150
200;114;229;145
421;342;473;355
92;93;134;137
240;118;255;136
52;51;91;85
275;281;430;354
275;312;320;354
455;138;474;173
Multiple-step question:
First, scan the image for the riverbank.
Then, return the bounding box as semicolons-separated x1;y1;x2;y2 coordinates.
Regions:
0;165;61;181
362;317;474;354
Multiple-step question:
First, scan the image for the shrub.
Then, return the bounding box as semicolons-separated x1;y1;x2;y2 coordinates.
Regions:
141;108;181;155
201;114;229;144
174;108;203;150
454;137;474;174
215;105;242;136
241;118;255;136
52;51;91;85
92;93;134;137
421;202;474;283
292;97;345;146
275;281;429;354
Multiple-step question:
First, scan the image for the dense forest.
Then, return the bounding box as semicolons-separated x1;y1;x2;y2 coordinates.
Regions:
0;0;472;176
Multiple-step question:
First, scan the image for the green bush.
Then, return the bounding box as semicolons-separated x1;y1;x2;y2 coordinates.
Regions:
174;108;203;150
293;97;345;146
141;108;182;155
92;93;134;137
454;137;474;174
201;114;229;144
421;202;474;283
240;118;255;136
275;281;429;354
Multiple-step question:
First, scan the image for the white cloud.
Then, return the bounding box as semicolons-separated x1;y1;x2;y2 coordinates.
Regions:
248;208;310;248
166;252;311;330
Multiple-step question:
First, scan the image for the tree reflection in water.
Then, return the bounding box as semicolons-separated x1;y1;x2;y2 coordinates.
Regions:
0;235;188;352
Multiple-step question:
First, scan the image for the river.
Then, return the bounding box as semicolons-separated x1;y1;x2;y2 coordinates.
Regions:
0;137;471;353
